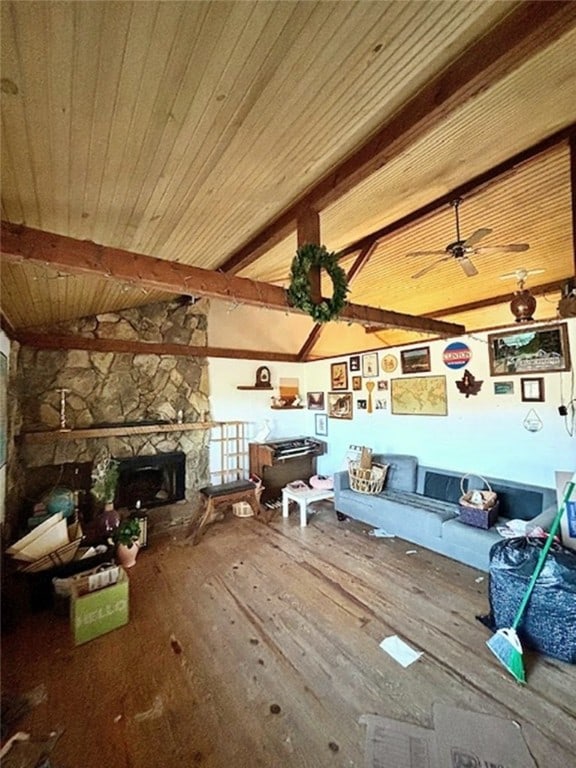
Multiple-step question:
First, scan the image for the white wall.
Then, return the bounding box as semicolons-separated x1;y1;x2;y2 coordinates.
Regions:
209;319;576;490
0;329;10;524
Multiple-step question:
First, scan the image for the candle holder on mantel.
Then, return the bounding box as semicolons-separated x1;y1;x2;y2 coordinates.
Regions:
57;388;71;431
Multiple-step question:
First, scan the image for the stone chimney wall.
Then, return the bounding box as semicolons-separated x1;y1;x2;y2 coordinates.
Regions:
9;298;212;535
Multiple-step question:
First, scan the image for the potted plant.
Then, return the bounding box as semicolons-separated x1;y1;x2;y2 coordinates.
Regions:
113;517;142;568
90;454;120;510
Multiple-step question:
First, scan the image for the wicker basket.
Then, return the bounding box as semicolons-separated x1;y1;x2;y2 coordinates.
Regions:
458;473;499;529
348;462;388;495
232;501;254;518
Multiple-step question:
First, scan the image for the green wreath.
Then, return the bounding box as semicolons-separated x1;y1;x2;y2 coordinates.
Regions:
287;244;348;323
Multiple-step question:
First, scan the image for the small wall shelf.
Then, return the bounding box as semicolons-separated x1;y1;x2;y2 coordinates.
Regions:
270;405;304;410
237;385;273;391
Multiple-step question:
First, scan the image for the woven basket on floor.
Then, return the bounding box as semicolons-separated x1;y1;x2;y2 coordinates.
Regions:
348;462;388;494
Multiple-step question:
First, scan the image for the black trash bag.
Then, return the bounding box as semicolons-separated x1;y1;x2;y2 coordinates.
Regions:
486;537;576;663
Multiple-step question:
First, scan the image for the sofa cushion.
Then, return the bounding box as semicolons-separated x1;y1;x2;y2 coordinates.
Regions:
372;454;417;492
442;516;502;550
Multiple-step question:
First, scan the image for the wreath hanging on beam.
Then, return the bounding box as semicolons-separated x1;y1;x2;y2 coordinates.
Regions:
287;243;349;323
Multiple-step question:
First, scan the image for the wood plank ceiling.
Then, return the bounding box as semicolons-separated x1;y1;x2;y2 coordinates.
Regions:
1;1;575;359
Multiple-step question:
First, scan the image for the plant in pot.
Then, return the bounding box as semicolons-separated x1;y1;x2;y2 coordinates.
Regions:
113;517;142;568
85;453;121;543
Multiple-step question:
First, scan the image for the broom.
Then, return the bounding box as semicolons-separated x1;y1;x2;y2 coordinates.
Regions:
486;472;575;683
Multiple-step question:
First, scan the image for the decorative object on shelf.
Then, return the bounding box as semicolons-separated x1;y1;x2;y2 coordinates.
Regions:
400;346;431;374
255;366;271;387
488;323;570;376
287;243;348;323
113;517;142;568
330;361;348;390
520;377;545;402
237;365;273;390
57;388;71;431
362;353;378;378
456;369;483;398
381;354;398;373
90;452;120;509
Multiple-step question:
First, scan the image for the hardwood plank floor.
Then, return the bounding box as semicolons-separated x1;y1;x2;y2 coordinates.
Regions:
2;503;575;767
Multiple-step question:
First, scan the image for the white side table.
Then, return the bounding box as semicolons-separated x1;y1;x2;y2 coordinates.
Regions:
282;486;334;527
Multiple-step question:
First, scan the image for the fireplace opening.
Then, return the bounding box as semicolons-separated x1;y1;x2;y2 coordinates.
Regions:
115;452;186;510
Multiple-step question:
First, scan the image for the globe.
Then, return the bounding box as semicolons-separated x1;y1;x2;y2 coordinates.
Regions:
44;486;75;518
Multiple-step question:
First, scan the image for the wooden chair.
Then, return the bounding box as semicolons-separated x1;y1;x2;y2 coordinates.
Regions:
187;479;266;545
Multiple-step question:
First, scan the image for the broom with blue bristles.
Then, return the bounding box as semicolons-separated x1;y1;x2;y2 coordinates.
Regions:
486;472;575;683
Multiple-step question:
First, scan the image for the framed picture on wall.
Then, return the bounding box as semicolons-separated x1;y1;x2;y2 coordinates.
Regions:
327;391;353;419
488;323;570;376
400;347;431;374
307;391;325;410
362;353;378;377
349;355;360;372
352;376;362;391
315;413;328;436
521;377;545;402
330;362;348;390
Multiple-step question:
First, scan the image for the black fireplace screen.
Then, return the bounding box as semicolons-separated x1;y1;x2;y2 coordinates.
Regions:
115;452;186;510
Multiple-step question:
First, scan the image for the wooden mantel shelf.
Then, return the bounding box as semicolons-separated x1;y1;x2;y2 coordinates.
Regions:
19;421;219;445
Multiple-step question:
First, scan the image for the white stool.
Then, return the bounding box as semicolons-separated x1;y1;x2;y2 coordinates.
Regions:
282;486;334;527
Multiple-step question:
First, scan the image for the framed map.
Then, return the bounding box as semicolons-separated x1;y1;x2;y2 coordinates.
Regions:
391;375;448;416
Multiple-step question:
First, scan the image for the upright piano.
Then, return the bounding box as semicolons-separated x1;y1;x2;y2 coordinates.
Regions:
249;436;326;503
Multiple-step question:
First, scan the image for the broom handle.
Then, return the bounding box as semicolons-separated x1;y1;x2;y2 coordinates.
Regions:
511;477;575;630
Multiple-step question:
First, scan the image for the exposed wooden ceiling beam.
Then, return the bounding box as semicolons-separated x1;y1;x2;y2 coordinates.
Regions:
364;278;568;331
0;222;464;337
219;2;576;274
10;332;300;362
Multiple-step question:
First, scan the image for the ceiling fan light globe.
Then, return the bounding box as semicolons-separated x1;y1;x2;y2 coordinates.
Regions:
510;289;537;322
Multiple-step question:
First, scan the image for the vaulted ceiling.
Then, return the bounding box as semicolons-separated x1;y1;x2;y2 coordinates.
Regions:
1;1;575;360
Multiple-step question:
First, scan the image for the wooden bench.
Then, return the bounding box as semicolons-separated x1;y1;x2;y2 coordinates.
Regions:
188;480;266;544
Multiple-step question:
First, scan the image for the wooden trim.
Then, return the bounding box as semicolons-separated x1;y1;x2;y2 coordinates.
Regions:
364;278;567;331
570;132;576;275
11;331;301;362
218;3;576;274
1;223;464;337
18;421;219;445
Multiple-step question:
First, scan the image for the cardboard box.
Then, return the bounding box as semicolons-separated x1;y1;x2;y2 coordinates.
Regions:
71;567;129;645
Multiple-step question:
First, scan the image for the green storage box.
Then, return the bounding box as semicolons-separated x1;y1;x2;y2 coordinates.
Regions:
71;567;129;645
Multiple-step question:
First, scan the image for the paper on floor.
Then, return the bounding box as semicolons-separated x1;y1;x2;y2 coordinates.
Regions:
379;635;423;668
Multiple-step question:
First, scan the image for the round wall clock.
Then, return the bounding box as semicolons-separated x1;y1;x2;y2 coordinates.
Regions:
381;354;398;373
255;366;271;387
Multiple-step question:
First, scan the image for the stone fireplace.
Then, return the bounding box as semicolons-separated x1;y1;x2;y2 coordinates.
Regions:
115;451;186;510
8;299;212;537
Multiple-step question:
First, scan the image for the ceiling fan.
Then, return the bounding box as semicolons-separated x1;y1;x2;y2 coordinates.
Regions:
408;198;530;279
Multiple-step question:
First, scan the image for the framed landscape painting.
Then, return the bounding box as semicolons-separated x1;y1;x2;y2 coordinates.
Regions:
307;391;325;410
488;323;570;376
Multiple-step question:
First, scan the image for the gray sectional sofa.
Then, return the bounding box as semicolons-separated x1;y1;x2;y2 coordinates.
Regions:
333;454;557;571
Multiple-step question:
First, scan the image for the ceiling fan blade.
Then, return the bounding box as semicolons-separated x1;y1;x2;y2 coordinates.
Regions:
462;227;493;247
458;257;478;277
411;256;452;279
474;243;530;254
406;250;447;257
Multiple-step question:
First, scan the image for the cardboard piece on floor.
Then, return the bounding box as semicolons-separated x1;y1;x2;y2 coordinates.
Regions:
361;705;536;768
433;703;536;768
360;714;438;768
